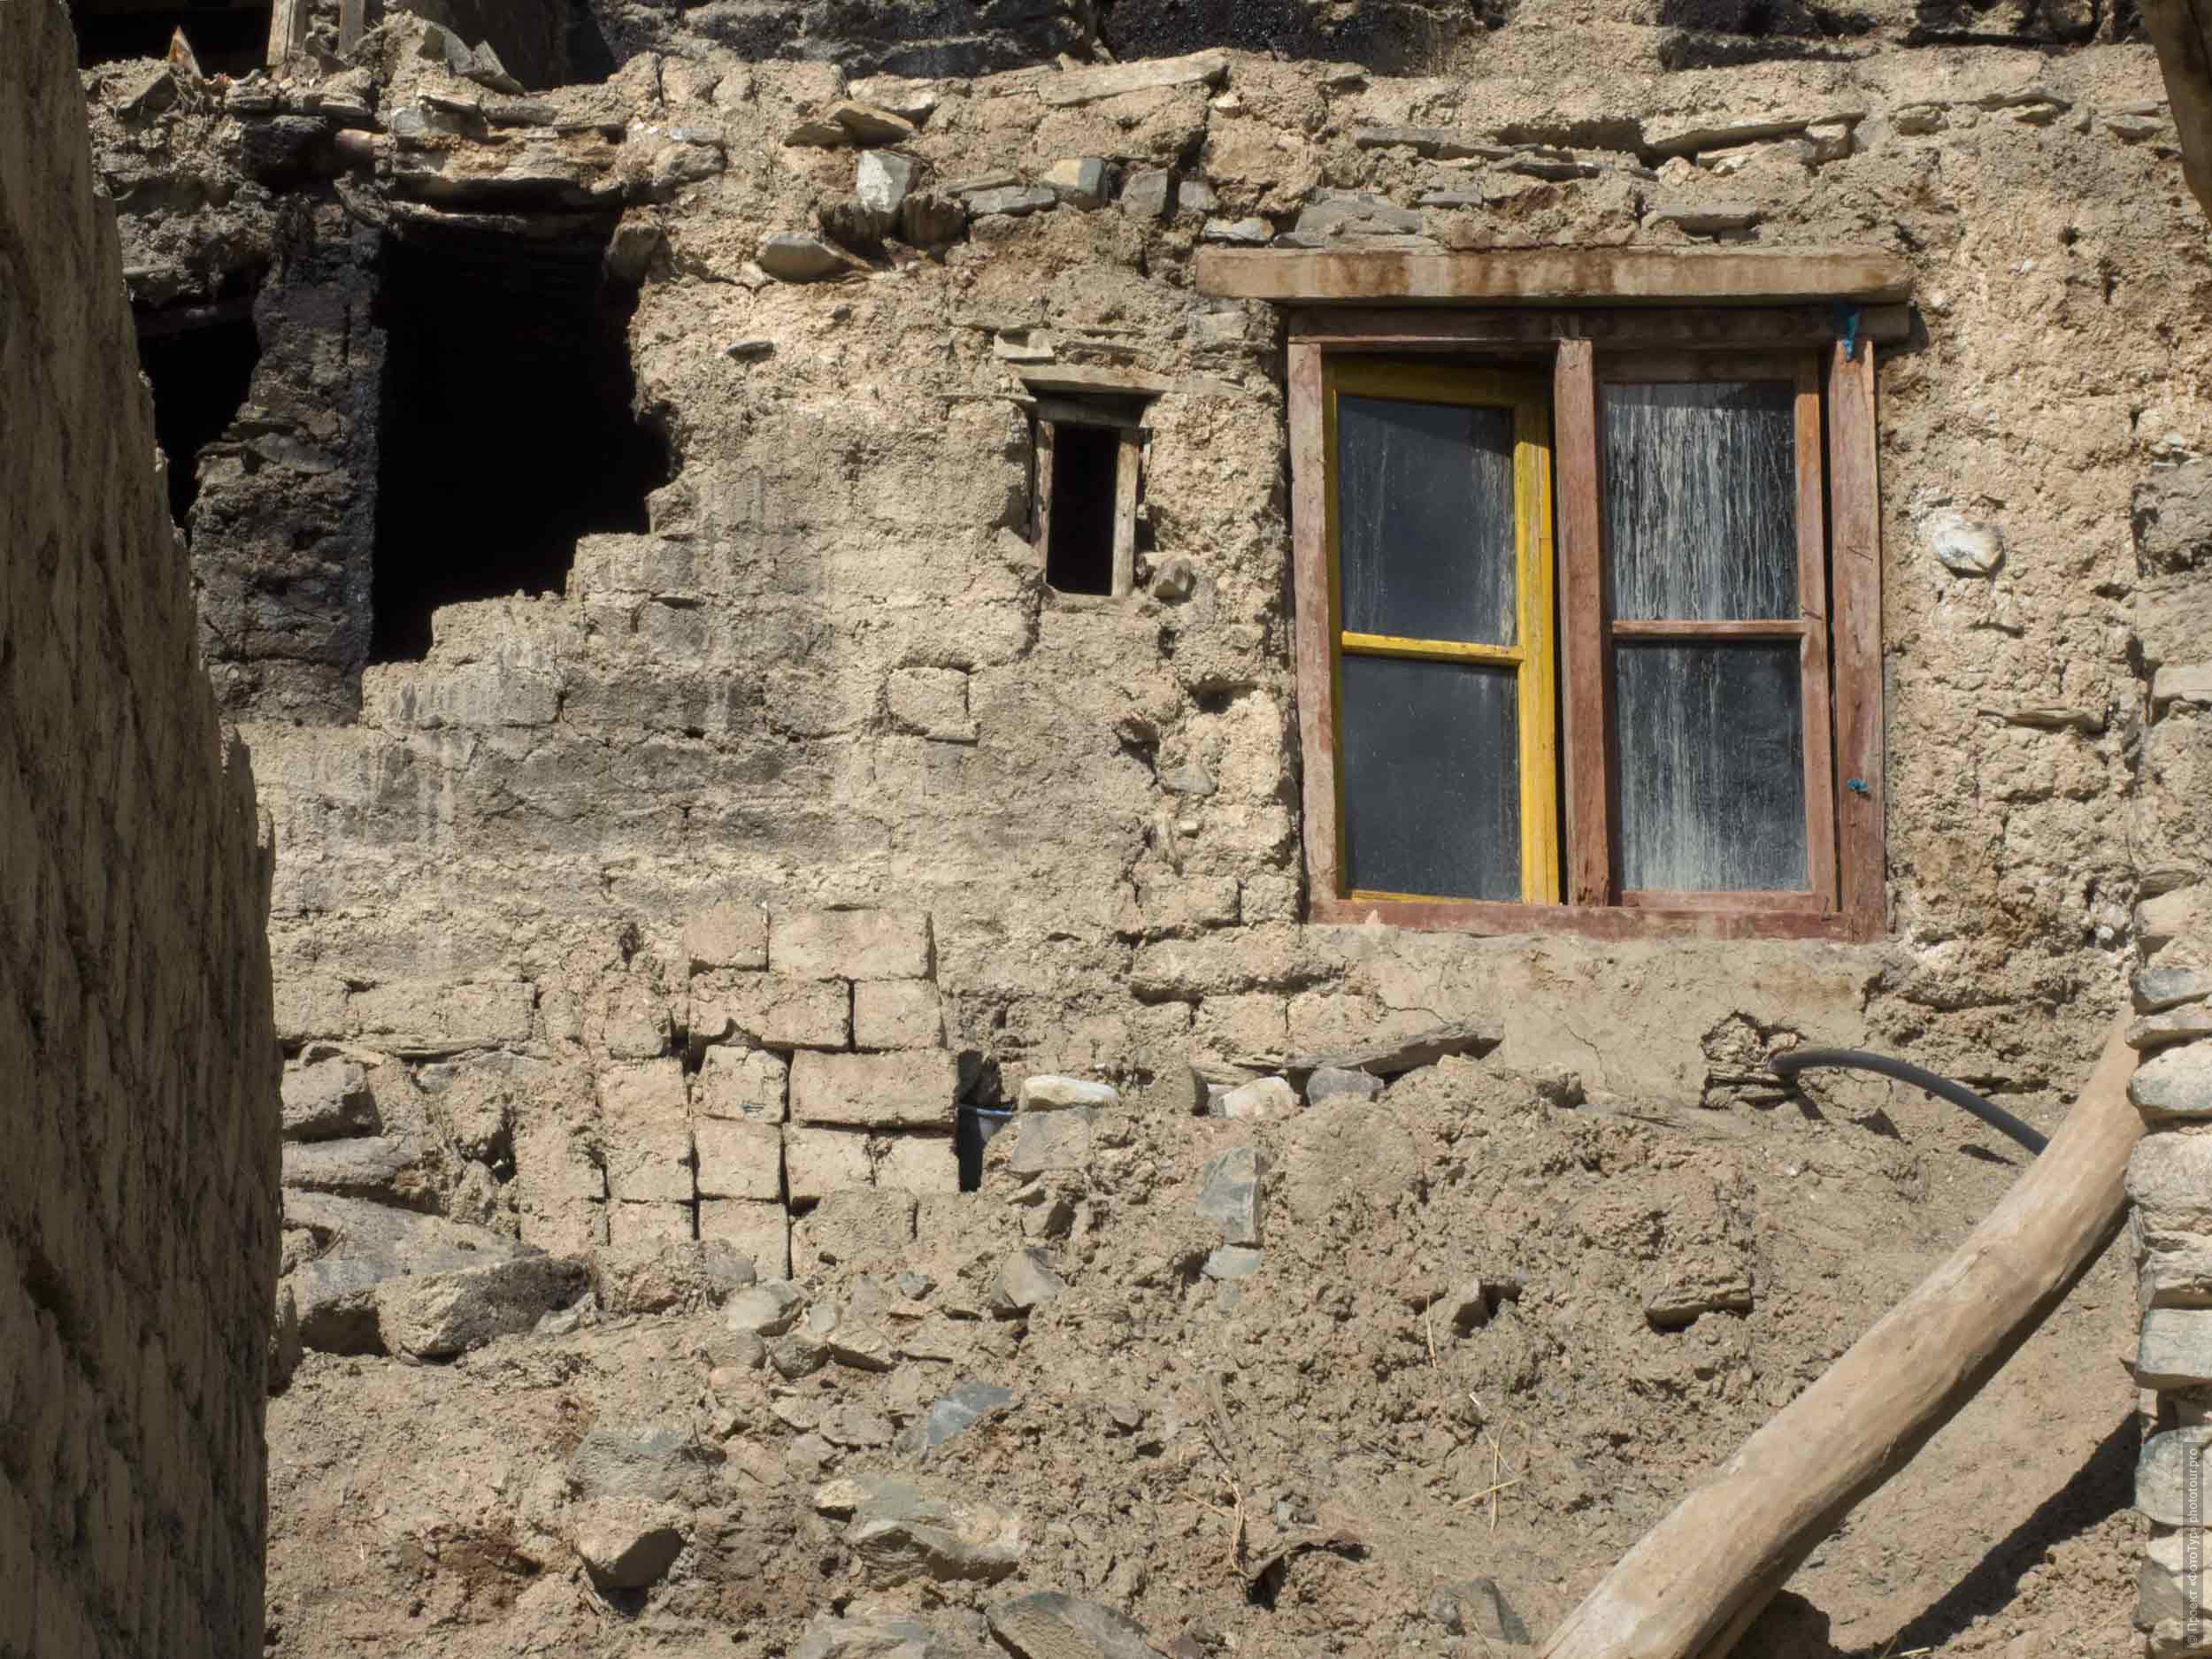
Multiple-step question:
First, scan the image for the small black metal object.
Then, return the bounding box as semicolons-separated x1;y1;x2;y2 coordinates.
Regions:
1768;1047;2048;1156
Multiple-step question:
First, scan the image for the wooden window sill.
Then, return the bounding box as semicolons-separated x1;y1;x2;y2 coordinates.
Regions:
1309;894;1878;942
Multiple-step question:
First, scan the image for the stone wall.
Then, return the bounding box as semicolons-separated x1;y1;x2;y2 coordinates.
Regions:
2128;459;2212;1656
2;6;280;1657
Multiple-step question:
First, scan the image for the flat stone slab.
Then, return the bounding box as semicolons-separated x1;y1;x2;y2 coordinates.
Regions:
2139;1306;2212;1389
2133;1044;2212;1120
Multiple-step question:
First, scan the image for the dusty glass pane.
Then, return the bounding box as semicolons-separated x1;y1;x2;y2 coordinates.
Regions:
1336;394;1517;645
1603;380;1796;621
1339;654;1520;901
1616;641;1806;891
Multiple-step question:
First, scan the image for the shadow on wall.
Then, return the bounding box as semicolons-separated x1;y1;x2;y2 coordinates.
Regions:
1099;0;1514;69
368;223;668;663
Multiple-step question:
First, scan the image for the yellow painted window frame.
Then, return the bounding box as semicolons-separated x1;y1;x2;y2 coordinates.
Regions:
1321;357;1560;906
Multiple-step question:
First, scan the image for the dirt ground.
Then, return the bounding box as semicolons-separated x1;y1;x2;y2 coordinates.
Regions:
262;1049;2140;1658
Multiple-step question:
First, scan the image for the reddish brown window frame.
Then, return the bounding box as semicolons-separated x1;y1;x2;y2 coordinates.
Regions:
1286;311;1886;943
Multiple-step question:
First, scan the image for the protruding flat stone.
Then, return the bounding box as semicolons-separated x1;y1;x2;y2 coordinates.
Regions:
2134;1044;2212;1120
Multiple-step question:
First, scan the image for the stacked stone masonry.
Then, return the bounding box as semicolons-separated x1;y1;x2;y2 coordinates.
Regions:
3;8;280;1659
2131;460;2212;1659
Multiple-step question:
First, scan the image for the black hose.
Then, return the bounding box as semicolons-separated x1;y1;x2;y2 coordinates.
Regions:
1767;1048;2049;1156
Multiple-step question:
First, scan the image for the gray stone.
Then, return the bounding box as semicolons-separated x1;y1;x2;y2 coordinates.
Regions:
831;101;918;144
1202;1245;1265;1280
281;1135;423;1199
1038;51;1228;107
113;62;180;119
1043;157;1110;209
1217;1076;1298;1119
848;1483;1025;1584
822;1405;896;1448
376;1253;587;1359
2138;966;2212;1014
2154;663;2212;710
1202;217;1271;245
1296;193;1425;236
1179;179;1220;213
1428;1578;1531;1645
993;1248;1065;1315
566;1425;724;1502
2139;1307;2212;1388
726;339;776;362
1647;198;1761;234
821;196;890;253
967;185;1057;219
1010;1108;1092;1174
2134;1045;2212;1120
1018;1075;1118;1110
858;150;919;219
2131;1007;2212;1050
1305;1065;1382;1107
793;1613;944;1659
281;1194;532;1355
1925;510;2005;576
1161;764;1216;797
2137;1428;2212;1526
1505;156;1601;180
829;1317;900;1372
1120;168;1173;218
921;1379;1016;1450
281;1057;378;1141
1150;555;1197;600
1197;1147;1270;1246
899;1270;935;1298
1352;125;1509;159
987;1592;1155;1659
2131;1133;2212;1240
572;1496;685;1589
770;1328;833;1379
758;232;864;283
726;1279;803;1335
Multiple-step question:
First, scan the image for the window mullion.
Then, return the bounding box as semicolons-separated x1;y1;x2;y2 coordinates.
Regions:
1552;341;1612;907
1793;356;1840;911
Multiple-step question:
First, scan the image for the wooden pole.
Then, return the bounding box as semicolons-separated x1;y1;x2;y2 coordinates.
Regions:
1538;1015;2141;1659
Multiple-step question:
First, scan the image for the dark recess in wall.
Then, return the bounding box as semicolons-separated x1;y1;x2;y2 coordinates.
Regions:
1046;424;1120;595
368;227;668;664
1098;0;1508;70
137;312;261;529
566;0;618;82
70;0;272;73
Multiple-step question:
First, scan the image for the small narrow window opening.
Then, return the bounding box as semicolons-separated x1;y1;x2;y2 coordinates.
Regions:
368;227;668;664
135;306;260;530
1031;392;1148;599
1044;424;1122;595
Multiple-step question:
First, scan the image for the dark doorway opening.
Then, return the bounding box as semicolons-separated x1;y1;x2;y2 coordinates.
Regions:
369;227;668;663
136;309;260;529
1044;423;1120;595
72;2;273;74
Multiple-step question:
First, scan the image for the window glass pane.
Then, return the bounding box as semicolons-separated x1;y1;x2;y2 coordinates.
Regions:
1336;394;1517;645
1340;654;1520;900
1617;641;1806;891
1603;380;1796;621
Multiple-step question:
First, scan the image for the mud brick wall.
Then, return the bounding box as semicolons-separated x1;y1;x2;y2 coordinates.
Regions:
0;7;280;1657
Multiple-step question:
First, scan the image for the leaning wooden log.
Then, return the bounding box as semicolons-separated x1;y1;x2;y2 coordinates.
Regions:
1537;1015;2141;1659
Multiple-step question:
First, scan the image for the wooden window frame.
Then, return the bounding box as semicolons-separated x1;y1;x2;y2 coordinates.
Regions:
1323;357;1559;906
1288;316;1885;943
1032;396;1145;602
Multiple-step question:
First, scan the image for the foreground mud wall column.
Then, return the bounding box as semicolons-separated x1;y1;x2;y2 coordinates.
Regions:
1;6;281;1658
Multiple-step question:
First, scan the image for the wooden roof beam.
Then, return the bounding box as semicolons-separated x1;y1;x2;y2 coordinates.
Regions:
1193;246;1912;306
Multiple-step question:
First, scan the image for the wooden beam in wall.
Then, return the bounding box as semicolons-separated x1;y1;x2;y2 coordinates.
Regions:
1289;303;1912;349
2145;0;2212;220
265;0;309;67
1195;246;1913;306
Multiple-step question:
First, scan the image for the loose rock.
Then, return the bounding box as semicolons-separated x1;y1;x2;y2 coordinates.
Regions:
993;1248;1065;1315
572;1496;685;1590
1196;1146;1270;1246
987;1591;1155;1659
